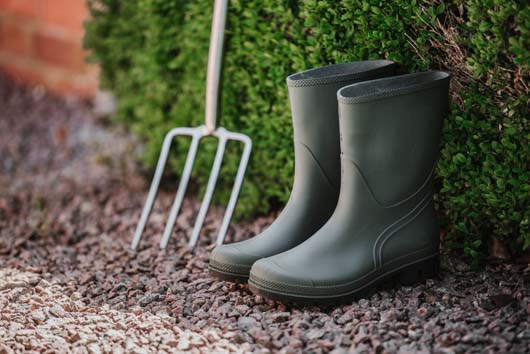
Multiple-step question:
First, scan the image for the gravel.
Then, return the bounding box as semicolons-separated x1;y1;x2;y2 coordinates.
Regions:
1;76;530;353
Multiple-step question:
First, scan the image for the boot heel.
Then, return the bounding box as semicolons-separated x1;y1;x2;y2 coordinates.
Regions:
397;257;439;286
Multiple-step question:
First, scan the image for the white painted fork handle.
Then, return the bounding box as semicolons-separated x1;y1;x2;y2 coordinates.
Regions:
205;0;228;133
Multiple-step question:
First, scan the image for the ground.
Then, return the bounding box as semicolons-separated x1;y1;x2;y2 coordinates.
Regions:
0;76;529;354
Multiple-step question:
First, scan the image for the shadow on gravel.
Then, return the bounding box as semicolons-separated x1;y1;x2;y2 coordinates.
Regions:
1;76;530;353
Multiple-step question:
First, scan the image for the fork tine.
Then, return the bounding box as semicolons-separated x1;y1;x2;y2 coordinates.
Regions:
159;129;203;249
131;128;192;250
216;132;252;246
188;134;227;248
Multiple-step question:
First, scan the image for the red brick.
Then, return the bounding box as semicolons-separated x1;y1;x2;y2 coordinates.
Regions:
0;58;98;97
33;30;86;71
53;72;98;97
0;0;42;20
0;0;98;98
42;0;86;34
0;59;47;87
0;18;32;56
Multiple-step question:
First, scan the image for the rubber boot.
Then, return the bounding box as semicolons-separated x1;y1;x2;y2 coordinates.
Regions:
209;60;397;281
249;71;450;302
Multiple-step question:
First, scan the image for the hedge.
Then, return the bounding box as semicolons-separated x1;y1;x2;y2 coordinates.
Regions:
85;0;529;259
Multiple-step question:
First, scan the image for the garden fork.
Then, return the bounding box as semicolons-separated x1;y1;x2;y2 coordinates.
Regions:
130;0;252;251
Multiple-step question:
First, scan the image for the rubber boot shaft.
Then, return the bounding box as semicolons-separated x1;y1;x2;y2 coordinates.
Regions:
209;61;397;281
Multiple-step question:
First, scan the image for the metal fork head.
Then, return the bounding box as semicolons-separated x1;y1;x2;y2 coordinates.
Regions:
130;125;252;251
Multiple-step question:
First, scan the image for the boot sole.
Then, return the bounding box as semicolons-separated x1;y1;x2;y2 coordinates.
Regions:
248;255;439;304
208;264;249;283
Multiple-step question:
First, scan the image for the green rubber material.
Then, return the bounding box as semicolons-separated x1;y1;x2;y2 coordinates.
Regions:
249;256;440;305
209;60;397;282
249;71;450;303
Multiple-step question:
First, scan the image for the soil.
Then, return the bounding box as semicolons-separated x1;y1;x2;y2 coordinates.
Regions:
1;76;529;354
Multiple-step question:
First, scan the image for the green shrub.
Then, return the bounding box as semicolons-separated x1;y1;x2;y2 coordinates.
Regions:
85;0;529;257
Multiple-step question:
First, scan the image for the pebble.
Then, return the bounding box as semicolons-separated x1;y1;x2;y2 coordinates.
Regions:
271;312;291;323
137;293;162;307
238;317;258;331
306;329;325;340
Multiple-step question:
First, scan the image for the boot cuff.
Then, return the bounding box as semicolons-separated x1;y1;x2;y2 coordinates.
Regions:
337;71;450;104
286;60;396;87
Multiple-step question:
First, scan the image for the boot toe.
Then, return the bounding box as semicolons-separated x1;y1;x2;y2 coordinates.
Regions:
249;258;314;300
209;244;257;281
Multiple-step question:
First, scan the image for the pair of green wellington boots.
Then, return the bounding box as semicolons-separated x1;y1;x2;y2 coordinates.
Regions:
209;60;450;303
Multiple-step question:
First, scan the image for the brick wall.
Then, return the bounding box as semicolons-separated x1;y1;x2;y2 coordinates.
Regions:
0;0;98;97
